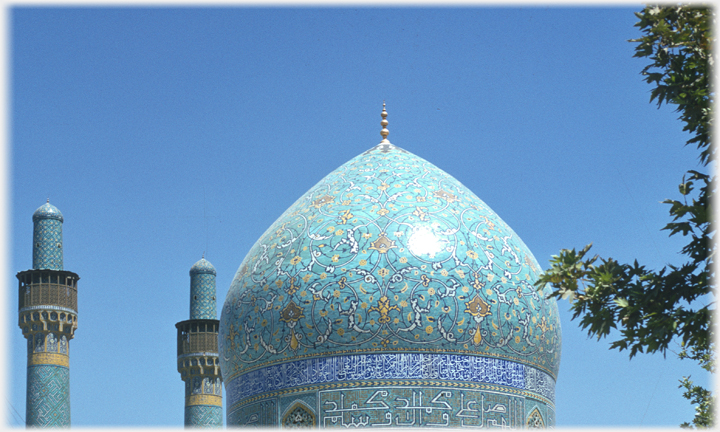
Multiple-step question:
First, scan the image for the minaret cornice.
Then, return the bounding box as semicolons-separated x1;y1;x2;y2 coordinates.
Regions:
19;201;76;427
177;257;223;426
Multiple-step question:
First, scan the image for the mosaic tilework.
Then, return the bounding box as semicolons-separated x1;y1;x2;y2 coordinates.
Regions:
228;398;277;426
283;402;316;427
545;406;555;426
181;258;222;427
227;385;552;428
220;143;560;370
280;392;317;419
225;353;555;409
190;259;217;320
22;204;76;428
320;387;528;428
181;369;223;427
191;258;217;275
26;364;70;427
185;405;223;428
187;376;223;397
525;366;555;401
526;404;547;428
33;202;64;222
220;141;561;427
32;210;63;270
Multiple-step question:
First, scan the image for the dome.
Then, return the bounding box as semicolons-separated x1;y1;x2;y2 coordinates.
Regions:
32;201;63;222
190;258;217;276
220;114;561;428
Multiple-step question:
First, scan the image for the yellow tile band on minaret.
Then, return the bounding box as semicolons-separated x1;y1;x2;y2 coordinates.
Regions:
177;257;223;426
29;352;69;367
20;203;79;427
186;394;222;407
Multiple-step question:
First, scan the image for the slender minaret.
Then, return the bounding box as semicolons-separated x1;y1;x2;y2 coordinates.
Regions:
17;201;79;427
176;257;223;427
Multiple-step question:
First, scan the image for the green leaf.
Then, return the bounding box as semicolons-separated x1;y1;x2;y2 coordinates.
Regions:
615;298;629;308
537;5;714;428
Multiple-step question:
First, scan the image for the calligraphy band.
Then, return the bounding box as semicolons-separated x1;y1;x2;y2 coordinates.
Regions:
226;353;555;409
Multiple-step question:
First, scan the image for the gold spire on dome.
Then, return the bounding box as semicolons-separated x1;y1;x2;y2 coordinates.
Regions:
380;102;390;143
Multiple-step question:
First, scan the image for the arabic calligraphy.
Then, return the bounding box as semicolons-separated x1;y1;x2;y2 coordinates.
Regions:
219;142;562;429
321;388;525;428
228;398;276;427
224;353;556;410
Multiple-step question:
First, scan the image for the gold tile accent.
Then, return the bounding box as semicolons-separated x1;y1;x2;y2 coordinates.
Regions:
186;394;222;407
29;352;69;367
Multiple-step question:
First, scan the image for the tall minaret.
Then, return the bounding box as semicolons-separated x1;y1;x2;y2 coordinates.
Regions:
176;257;223;427
17;201;79;427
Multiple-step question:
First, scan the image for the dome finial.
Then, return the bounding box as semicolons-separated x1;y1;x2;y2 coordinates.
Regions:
380;101;390;143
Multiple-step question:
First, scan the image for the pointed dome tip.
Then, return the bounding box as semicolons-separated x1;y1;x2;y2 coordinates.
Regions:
380;102;390;144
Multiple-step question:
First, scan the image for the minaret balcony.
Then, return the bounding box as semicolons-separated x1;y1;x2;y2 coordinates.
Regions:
17;269;79;313
176;319;220;357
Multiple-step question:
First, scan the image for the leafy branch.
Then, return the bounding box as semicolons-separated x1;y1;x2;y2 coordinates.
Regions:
536;4;714;428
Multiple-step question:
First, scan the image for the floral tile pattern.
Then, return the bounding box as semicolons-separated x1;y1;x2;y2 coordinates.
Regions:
220;142;561;427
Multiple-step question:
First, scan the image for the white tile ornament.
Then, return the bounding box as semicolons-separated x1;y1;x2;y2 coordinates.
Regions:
20;202;79;427
220;111;561;428
225;353;555;404
177;258;223;427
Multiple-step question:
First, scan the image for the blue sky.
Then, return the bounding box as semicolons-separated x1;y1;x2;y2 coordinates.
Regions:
5;5;711;427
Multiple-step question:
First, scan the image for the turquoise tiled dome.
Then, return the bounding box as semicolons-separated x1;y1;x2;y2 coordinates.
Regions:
33;202;63;222
190;258;217;276
220;137;561;428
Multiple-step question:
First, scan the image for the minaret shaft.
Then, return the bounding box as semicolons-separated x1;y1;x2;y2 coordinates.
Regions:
32;200;64;270
19;202;78;427
178;320;223;426
177;258;222;427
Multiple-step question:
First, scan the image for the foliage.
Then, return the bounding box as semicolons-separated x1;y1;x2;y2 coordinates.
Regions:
633;5;713;164
535;4;714;427
679;340;714;428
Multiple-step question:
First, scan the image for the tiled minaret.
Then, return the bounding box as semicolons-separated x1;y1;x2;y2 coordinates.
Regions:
17;201;79;427
176;257;223;427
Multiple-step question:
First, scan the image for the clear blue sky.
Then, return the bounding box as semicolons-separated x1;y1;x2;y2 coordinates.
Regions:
5;5;711;428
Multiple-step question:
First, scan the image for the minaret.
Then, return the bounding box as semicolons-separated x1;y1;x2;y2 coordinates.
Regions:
176;257;223;427
17;201;79;427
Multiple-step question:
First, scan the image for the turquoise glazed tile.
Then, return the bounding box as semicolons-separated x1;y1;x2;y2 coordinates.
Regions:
179;258;223;427
185;405;223;428
220;141;561;428
26;364;70;427
190;259;218;320
32;202;64;270
22;202;76;427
